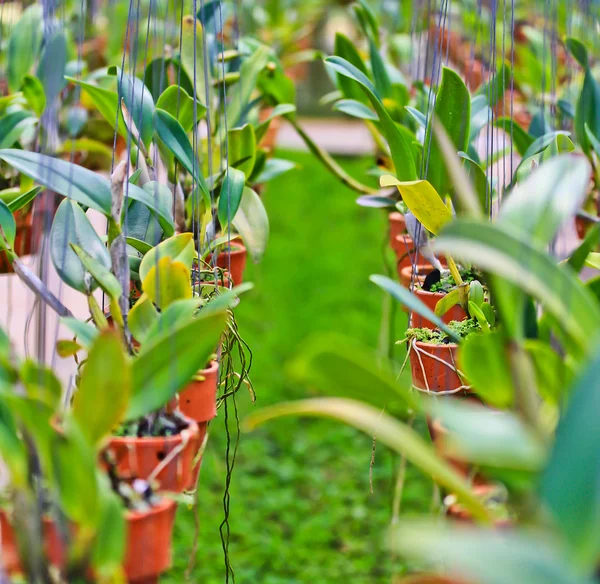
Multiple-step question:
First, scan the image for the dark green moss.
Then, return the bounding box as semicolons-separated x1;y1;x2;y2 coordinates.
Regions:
405;318;481;345
427;268;480;293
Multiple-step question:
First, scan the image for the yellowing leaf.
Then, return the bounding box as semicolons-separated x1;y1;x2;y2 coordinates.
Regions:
380;176;452;235
142;256;192;309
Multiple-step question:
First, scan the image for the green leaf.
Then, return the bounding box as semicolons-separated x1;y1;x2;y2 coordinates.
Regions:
0;149;111;215
495;117;534;156
433;221;600;355
73;331;130;445
226;45;270;128
130;181;175;238
289;333;415;412
179;15;210;108
50;200;111;293
125;237;153;255
476;63;510;108
574;62;600;154
143;297;203;346
20;360;62;409
154;108;209;201
126;310;227;420
566;37;589;68
434;287;462;317
0;111;35;149
70;244;122;303
66;78;129;143
405;105;427;129
525;339;574;405
7;5;43;93
254;104;296;144
380;176;452;235
246;398;492;522
0;199;16;250
369;39;392;98
92;488;126;577
499;154;591;247
324;56;417;181
333;33;370;104
333;99;378;120
142;256;192;310
139;233;195;283
128;293;159;345
393;521;594;584
232;187;269;262
36;30;66;107
218;167;245;228
460;153;489;215
253;158;296;184
113;70;155;148
21;75;46;116
228;123;257;177
541;350;600;569
425;67;471;197
459;331;514;407
156;85;206;133
370;275;461;341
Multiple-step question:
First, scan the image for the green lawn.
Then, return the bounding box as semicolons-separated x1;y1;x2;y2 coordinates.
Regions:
165;151;431;583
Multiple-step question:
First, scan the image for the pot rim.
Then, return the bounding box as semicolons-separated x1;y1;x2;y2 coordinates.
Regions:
109;417;199;447
412;338;458;350
192;359;218;380
218;241;246;255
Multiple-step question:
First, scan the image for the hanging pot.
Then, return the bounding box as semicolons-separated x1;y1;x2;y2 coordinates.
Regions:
105;419;201;493
124;498;177;584
178;360;219;424
409;340;465;394
411;288;467;330
216;242;247;286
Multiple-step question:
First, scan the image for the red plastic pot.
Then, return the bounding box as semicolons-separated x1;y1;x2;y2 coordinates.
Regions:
124;498;177;584
178;360;219;423
106;419;201;493
411;288;467;330
409;340;465;394
216;242;247;286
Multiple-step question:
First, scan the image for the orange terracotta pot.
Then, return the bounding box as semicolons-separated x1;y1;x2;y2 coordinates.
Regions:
576;215;592;240
106;419;201;493
428;418;470;479
216;242;247;286
388;212;406;249
124;498;177;584
0;512;66;574
393;234;432;273
399;264;431;290
178;360;219;423
409;340;464;394
400;575;466;584
411;288;467;330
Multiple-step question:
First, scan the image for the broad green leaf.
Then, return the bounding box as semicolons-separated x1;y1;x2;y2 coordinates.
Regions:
380;176;452;235
218;167;245;228
289;333;415;412
142;256;192;309
36;30;66;107
393;521;594;584
584;252;600;270
66;77;128;143
0;402;27;486
128;293;159;345
333;33;370;104
499;154;591;247
246;398;492;522
324;56;417;181
541;350;600;569
254;104;296;144
434;287;462;317
433;221;600;355
573;63;600;153
459;331;514;407
0;149;111;214
7;185;42;213
143;297;203;346
0;200;16;250
20;360;62;409
58;138;113;164
73;331;129;446
428;398;546;471
228;123;257;177
521;131;572;161
125;237;153;255
253;158;296;184
139;232;195;283
156;85;206;133
226;45;270;128
566;37;589;68
50;200;111;293
425;67;471;197
0;110;35;148
369;38;392;98
405;105;427;129
154;108;209;201
21;75;46;116
92;487;126;578
7;5;43;92
569;224;600;273
70;244;122;303
333;99;378;120
232;187;269;262
495;117;534;156
460;153;489;215
126;310;227;420
370;275;461;341
525;339;574;405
